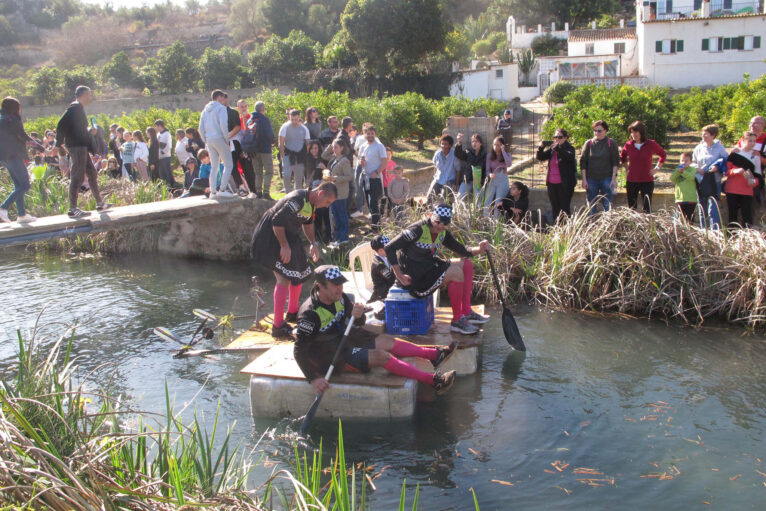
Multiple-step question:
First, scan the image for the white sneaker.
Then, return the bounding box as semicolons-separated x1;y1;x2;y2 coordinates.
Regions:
0;209;9;223
350;211;364;218
17;214;37;223
208;191;216;199
216;190;234;198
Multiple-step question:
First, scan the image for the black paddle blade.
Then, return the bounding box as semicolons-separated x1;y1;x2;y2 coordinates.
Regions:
299;394;323;436
502;308;526;351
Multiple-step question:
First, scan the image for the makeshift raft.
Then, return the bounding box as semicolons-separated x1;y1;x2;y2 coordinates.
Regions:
231;280;485;420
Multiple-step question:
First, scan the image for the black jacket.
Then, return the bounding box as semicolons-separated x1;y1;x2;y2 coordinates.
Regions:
55;101;93;150
369;255;396;303
537;141;577;191
0;112;37;160
454;143;487;186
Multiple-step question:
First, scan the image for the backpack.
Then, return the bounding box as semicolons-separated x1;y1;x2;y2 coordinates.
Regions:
240;117;258;153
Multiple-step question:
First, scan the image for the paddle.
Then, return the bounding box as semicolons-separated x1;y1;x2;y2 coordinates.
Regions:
190;309;217;345
486;251;526;351
299;319;355;436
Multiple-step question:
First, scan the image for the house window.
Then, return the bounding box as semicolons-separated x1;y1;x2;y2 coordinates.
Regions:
723;0;732;8
586;62;600;77
655;39;683;54
604;60;618;77
704;36;761;52
614;42;626;54
559;63;572;78
585;43;595;55
495;69;504;78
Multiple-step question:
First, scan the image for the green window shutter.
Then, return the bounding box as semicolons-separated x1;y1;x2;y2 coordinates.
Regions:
737;36;745;50
723;37;731;50
670;40;676;53
677;40;684;52
656;40;663;52
702;38;709;51
755;36;761;49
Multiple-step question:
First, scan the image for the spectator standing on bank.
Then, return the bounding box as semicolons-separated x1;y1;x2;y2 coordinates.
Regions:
108;123;123;172
483;136;512;217
185;127;205;158
198;89;233;198
693;124;728;229
154;120;176;188
133;130;149;181
735;116;766;202
237;99;256;193
325;139;353;246
55;86;110;218
670;151;698;222
351;123;373;217
249;100;275;199
387;165;409;221
175;129;192;171
536;128;576;220
580;120;620;216
0;96;45;223
120;130;137;181
358;125;388;230
454;132;487;201
279;109;310;192
146;127;160;181
221;93;246;195
428;134;461;201
496;109;513;150
319;115;340;148
620;121;667;213
725;131;761;228
336;116;354;164
305;107;322;141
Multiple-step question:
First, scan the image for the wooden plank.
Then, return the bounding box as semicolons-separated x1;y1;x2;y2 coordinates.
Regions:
225;314;292;350
241;344;408;387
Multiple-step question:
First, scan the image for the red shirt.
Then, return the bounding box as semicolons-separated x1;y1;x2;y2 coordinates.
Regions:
725;161;758;196
620;139;667;183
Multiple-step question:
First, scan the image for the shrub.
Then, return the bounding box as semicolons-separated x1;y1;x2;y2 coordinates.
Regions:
543;81;578;105
471;39;493;57
542;84;674;147
531;33;567;56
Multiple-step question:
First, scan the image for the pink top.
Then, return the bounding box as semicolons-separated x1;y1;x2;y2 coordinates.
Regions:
382;159;396;187
547;150;562;184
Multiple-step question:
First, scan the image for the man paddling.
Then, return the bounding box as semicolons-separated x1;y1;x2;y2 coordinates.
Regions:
294;265;457;394
385;203;490;335
250;181;338;338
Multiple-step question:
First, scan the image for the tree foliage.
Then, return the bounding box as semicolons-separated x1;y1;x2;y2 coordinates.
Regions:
531;33;567;57
227;0;266;43
248;30;320;85
199;46;245;90
146;42;198;94
342;0;449;75
102;51;134;88
488;0;618;29
30;67;63;105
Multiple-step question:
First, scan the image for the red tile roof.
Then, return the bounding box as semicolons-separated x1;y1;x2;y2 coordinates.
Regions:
568;28;636;42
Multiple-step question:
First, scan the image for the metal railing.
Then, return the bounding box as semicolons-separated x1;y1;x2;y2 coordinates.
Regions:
561;76;648;88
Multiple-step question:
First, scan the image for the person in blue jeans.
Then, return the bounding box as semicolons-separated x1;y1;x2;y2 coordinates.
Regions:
324;139;353;246
0;97;45;223
580;119;620;216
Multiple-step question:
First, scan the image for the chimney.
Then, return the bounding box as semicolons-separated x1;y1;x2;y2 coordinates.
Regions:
538;24;543;33
551;22;556;32
620;19;625;28
565;22;569;31
591;21;596;29
701;0;711;17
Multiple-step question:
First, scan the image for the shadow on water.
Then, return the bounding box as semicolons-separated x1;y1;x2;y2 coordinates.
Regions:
3;253;766;509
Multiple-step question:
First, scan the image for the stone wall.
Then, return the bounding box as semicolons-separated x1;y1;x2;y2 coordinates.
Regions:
20;86;293;121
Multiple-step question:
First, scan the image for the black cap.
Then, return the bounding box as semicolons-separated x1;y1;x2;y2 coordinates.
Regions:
433;203;452;225
370;234;390;251
314;265;347;285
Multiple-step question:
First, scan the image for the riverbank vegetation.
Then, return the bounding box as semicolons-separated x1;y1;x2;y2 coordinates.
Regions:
0;327;440;509
383;203;766;331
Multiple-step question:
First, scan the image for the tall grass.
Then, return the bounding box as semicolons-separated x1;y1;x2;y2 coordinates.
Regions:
381;200;766;330
1;324;464;509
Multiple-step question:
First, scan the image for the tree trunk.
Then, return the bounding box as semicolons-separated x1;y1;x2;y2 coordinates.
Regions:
417;133;424;150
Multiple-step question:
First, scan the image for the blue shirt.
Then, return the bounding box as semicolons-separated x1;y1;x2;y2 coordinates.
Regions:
250;112;275;154
432;148;461;185
199;163;211;179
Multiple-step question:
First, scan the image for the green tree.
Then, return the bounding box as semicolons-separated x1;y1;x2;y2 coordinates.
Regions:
342;0;449;75
0;15;18;45
248;30;320;85
262;0;303;38
444;29;471;64
147;41;198;94
516;49;536;86
321;30;358;68
488;0;618;29
531;33;567;56
102;51;134;87
30;67;63;105
471;39;493;57
62;66;99;98
227;0;265;43
199;46;244;90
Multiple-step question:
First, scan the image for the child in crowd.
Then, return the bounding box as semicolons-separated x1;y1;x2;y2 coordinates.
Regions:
670;152;698;222
58;147;70;178
132;130;150;181
725;131;761;228
387;165;409;221
106;156;120;178
189;149;211;197
368;234;396;320
183;156;199;190
498;181;529;224
120;130;137;181
670;151;697;222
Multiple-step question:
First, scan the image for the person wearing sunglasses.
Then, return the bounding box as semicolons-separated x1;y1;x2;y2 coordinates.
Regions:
384;203;491;335
537;128;576;220
580;120;620;216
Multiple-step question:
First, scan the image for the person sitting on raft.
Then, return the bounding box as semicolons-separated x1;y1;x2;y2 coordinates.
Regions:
294;265;458;395
385;203;490;336
250;181;338;339
367;234;395;320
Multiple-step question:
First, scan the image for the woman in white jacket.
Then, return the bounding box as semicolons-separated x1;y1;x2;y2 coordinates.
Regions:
198;90;233;198
132;130;150;181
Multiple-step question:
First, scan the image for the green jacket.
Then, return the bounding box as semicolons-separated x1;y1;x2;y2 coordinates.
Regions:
670;165;698;203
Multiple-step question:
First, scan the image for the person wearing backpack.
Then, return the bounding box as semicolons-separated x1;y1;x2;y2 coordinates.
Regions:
247;101;275;199
580;119;620;216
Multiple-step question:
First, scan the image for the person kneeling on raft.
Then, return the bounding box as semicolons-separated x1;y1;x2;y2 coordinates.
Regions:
250;181;338;339
385;203;491;336
368;234;395;320
294;265;459;395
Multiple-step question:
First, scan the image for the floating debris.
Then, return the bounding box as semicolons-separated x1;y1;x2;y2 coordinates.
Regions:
491;479;514;486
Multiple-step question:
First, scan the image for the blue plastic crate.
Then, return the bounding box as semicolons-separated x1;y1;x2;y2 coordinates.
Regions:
385;290;434;335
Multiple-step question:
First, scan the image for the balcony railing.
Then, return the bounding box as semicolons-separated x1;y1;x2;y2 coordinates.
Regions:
653;1;761;20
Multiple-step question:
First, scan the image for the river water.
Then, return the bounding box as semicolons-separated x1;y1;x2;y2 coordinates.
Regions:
1;252;765;509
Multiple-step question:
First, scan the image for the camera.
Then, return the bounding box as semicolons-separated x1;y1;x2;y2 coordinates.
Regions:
541;140;553;147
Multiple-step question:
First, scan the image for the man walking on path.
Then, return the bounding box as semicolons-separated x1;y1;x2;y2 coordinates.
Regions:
154;120;176;188
198;89;234;198
249;100;275;199
56;86;110;218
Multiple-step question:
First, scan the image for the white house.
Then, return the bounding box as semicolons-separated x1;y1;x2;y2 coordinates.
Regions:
506;16;569;51
449;62;524;101
637;0;766;87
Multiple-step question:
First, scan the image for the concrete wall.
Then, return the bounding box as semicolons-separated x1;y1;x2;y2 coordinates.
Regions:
638;14;766;87
20;86;293;121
